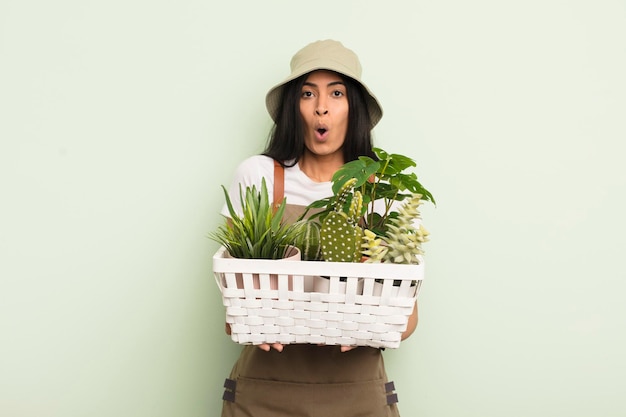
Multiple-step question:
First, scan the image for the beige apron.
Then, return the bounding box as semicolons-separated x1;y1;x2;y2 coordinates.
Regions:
220;203;402;417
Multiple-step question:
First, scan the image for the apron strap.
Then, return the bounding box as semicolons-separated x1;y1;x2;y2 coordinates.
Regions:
273;159;285;214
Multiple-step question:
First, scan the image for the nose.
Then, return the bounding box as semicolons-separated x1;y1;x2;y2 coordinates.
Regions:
315;97;328;116
315;106;328;116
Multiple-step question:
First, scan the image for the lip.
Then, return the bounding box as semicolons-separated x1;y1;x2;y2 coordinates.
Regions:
314;123;329;141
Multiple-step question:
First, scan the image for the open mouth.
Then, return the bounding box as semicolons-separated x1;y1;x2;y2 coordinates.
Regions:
314;124;329;140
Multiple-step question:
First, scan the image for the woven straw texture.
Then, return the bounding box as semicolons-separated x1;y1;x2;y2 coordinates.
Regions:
213;247;423;349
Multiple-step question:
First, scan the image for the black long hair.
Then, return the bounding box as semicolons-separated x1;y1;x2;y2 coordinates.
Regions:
263;71;376;167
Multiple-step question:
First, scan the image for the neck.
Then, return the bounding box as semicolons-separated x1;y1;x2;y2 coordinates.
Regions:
299;152;344;183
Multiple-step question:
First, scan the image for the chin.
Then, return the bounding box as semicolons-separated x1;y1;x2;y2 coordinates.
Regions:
306;141;344;155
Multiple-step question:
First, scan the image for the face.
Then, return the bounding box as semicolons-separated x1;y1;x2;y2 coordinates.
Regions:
299;70;349;160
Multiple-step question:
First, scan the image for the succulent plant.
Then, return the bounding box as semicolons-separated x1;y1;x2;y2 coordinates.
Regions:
209;178;305;259
360;193;428;264
361;229;388;261
320;178;364;262
375;193;429;264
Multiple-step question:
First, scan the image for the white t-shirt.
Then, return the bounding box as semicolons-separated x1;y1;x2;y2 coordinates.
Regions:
220;155;332;217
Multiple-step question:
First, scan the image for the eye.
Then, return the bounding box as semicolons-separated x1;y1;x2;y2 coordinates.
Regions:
301;91;314;98
332;90;345;97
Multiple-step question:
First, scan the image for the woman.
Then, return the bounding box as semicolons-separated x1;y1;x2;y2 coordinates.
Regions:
220;39;418;417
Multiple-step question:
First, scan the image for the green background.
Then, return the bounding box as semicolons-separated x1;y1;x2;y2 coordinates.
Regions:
1;0;624;415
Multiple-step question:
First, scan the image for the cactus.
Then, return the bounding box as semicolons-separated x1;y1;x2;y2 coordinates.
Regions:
319;186;429;265
292;220;322;261
320;178;364;262
361;229;388;262
363;193;429;265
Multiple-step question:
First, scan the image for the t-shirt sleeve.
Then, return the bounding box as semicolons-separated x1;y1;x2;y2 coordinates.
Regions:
220;155;275;217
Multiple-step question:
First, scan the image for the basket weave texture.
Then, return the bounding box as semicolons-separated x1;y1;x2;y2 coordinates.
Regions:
213;247;423;349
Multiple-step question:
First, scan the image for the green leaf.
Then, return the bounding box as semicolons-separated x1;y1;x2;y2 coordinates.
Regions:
209;177;306;259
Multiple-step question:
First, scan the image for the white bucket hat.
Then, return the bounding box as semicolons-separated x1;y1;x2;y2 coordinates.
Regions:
265;40;383;128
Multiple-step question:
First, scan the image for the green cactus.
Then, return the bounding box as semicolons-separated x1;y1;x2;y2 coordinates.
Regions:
292;220;322;261
320;178;364;262
350;191;364;262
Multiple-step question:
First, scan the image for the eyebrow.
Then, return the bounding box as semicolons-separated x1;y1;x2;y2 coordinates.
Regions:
303;81;346;88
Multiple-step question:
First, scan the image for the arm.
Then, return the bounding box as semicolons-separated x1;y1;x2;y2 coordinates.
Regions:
401;301;418;340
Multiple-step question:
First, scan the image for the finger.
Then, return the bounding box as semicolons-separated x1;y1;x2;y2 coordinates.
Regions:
258;343;271;351
271;343;284;352
340;345;356;352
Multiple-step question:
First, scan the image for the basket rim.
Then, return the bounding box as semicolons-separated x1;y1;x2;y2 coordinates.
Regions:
212;246;424;281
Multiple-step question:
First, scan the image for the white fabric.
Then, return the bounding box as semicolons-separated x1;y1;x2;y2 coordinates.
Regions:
221;155;332;217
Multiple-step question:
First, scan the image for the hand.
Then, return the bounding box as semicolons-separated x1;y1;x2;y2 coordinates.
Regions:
258;343;284;352
227;323;284;351
257;343;354;352
317;343;356;352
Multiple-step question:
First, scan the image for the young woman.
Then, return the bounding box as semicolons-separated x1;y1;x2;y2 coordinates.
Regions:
220;39;418;417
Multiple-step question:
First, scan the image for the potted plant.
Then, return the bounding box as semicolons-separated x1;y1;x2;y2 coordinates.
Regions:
301;147;435;267
210;178;303;260
210;178;304;290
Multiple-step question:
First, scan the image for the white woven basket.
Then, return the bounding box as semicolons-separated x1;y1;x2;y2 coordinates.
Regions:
212;246;423;349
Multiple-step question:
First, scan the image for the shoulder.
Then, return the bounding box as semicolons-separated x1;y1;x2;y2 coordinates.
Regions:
230;155;275;189
234;154;275;175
